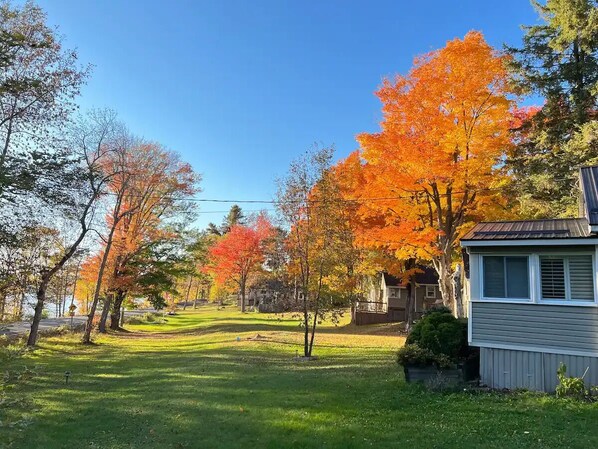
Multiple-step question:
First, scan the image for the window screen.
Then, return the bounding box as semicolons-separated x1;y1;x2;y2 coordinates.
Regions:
483;256;529;299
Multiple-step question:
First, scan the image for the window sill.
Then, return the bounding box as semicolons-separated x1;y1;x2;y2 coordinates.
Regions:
472;299;598;307
537;300;598;307
476;298;532;304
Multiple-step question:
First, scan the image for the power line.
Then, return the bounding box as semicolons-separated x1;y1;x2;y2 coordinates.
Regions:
99;175;580;205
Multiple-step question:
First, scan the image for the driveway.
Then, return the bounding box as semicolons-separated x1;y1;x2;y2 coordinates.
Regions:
0;308;157;337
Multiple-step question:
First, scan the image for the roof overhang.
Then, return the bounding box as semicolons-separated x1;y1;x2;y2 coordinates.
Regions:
461;238;598;247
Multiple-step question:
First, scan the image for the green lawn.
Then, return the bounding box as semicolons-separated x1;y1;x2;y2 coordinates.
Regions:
2;306;598;449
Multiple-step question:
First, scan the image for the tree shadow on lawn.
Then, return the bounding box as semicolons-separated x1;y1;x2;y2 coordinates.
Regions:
130;310;405;339
10;343;598;449
128;320;405;341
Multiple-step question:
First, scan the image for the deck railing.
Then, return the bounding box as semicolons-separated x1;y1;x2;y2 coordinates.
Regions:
355;300;387;314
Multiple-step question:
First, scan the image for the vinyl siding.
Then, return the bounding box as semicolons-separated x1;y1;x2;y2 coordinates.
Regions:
471;302;598;355
481;347;598;391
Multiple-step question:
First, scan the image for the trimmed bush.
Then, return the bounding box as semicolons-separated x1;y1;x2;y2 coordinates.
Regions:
397;343;452;369
406;310;464;360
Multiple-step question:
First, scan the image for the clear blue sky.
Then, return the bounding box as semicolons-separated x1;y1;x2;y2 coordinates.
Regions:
36;0;540;228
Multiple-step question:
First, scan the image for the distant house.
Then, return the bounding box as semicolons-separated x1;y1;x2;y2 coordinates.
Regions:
461;166;598;392
354;266;442;325
238;279;302;313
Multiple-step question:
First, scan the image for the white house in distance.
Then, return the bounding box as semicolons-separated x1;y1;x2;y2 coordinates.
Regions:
461;166;598;392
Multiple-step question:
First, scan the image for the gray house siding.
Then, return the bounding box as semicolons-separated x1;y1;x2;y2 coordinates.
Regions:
470;290;598;391
481;347;598;391
471;302;598;354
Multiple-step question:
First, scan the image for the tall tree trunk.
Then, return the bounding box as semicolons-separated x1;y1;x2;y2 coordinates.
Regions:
70;260;81;308
0;292;6;321
17;290;24;319
240;278;246;313
183;276;192;310
193;283;201;309
110;290;125;330
27;273;51;346
98;295;112;333
303;291;309;357
82;186;126;344
433;252;455;314
404;258;416;332
453;263;464;318
308;308;318;357
82;233;117;344
60;273;69;317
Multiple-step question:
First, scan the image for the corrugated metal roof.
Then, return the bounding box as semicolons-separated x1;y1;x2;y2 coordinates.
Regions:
580;166;598;225
461;218;591;241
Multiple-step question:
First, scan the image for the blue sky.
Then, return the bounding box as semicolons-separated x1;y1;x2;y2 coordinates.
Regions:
37;0;540;228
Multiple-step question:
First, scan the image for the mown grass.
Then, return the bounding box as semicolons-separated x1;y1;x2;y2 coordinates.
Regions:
2;305;598;449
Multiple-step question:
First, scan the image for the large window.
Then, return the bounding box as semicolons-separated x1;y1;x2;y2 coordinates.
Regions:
540;255;594;302
483;256;529;299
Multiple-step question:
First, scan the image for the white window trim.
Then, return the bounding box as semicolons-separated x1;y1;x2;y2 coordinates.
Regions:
479;254;533;302
475;249;598;307
424;285;436;299
535;251;598;305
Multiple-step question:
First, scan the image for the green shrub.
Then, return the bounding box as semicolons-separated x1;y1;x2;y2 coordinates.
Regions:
422;305;452;317
407;310;464;360
556;363;587;399
397;343;453;369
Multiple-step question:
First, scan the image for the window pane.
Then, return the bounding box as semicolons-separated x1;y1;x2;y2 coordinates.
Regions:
506;257;529;298
569;255;594;301
484;256;505;298
540;257;566;300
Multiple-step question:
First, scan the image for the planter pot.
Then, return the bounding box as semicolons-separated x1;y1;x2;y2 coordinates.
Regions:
404;365;440;383
404;365;465;383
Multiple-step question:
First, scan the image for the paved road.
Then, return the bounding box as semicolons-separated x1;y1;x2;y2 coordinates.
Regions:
0;309;157;337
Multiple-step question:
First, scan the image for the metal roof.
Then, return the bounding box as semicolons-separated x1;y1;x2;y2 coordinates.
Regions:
460;218;591;241
580;166;598;225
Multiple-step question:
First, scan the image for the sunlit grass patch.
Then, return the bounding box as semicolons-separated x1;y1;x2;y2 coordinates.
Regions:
2;305;597;449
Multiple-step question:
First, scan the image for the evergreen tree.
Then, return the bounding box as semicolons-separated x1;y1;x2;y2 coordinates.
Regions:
507;0;598;217
206;204;246;235
221;204;246;234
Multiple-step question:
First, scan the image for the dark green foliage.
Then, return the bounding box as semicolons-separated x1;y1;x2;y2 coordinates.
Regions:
207;204;246;235
0;1;89;241
506;0;598;217
406;310;465;360
396;343;452;369
422;305;452;317
129;239;187;310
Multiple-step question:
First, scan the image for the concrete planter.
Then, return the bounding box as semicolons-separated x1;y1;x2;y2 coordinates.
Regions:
404;365;440;383
404;365;464;383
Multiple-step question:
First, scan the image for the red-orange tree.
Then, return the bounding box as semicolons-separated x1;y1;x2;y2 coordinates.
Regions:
82;142;199;342
352;31;514;316
208;215;273;312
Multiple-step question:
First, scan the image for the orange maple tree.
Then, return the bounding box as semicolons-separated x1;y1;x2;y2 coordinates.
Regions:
345;31;515;316
208;214;273;312
82;142;199;342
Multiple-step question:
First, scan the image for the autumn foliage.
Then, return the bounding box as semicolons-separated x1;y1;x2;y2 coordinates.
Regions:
340;31;515;315
208;214;274;311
